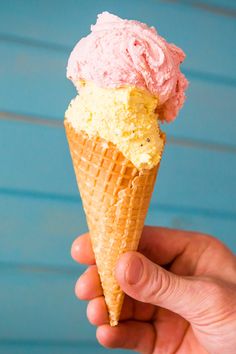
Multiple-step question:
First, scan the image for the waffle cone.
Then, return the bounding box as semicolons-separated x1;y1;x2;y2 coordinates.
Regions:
65;120;165;326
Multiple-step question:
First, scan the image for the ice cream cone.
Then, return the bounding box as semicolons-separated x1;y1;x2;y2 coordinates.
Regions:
65;120;165;326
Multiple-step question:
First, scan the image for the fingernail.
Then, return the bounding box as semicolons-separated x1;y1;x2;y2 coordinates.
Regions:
125;256;143;285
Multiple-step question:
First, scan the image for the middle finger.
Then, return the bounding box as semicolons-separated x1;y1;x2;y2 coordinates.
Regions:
75;265;103;300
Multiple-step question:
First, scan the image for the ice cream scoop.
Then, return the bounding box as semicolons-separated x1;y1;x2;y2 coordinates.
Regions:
65;81;164;169
67;11;188;122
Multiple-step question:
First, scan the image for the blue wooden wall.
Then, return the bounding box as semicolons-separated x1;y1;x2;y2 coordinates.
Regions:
0;1;235;353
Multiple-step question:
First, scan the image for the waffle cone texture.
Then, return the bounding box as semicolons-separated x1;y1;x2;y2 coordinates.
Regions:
65;120;165;326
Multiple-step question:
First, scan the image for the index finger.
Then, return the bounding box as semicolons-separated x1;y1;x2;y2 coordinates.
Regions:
71;233;95;265
138;226;194;265
71;226;193;266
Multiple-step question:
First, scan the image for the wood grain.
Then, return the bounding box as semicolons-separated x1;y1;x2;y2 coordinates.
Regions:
1;120;235;213
0;0;236;79
0;194;235;268
0;342;126;354
1;43;236;146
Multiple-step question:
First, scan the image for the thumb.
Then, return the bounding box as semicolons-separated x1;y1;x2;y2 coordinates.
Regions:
115;251;207;322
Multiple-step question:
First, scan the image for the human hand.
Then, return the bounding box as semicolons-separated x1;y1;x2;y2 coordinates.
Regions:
71;227;236;353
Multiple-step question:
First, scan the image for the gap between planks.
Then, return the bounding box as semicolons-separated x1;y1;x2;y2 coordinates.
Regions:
0;339;98;349
1;111;236;154
162;0;236;18
0;33;236;88
1;186;236;221
0;260;79;275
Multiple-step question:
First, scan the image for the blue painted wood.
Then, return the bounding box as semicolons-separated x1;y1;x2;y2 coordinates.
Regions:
1;42;236;146
162;79;236;147
0;0;236;79
146;207;236;252
0;267;92;341
1;120;235;214
156;143;236;215
192;0;236;10
0;193;235;268
0;266;134;354
0;42;73;118
0;194;87;266
0;343;132;354
0;120;76;195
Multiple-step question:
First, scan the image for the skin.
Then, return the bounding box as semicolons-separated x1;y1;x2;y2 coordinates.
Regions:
71;226;236;354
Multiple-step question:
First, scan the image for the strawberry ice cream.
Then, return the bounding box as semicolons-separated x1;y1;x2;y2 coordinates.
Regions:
67;11;188;122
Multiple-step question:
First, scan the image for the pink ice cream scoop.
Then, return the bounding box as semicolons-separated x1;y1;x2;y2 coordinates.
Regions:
67;12;188;122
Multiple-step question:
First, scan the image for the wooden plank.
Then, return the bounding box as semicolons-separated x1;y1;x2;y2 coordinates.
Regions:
0;266;133;354
155;142;236;215
0;120;77;196
146;207;236;252
196;0;236;10
1;42;236;147
163;78;236;147
0;194;235;268
0;194;86;267
0;42;73;118
0;267;92;341
0;120;235;214
0;342;130;354
0;0;236;79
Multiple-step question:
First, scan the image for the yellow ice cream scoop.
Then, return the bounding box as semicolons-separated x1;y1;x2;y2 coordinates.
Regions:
65;81;165;170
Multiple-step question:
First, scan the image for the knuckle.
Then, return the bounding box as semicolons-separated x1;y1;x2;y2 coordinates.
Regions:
199;278;227;307
145;268;176;303
210;282;229;306
198;233;225;251
191;278;236;328
194;232;218;248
